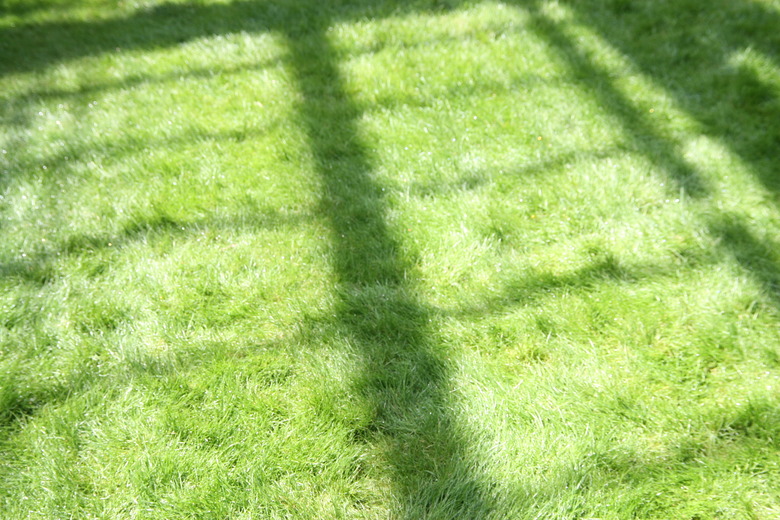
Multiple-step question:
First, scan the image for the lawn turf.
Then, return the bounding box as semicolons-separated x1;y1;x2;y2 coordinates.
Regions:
2;0;780;518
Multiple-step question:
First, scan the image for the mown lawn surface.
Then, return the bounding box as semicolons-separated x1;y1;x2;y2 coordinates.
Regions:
2;0;780;518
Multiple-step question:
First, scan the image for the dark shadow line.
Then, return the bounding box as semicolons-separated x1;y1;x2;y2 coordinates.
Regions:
707;214;780;308
436;255;702;321
523;2;709;198
406;144;630;199
0;0;459;78
0;0;466;194
359;70;579;114
0;207;317;285
0;2;273;77
556;0;780;198
518;0;780;311
282;14;494;518
2;53;286;105
1;123;285;193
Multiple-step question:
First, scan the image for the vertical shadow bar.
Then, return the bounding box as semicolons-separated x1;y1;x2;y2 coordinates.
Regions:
282;15;494;518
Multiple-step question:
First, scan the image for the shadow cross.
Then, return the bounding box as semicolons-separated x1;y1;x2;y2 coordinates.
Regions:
283;14;493;517
519;0;780;309
2;0;493;513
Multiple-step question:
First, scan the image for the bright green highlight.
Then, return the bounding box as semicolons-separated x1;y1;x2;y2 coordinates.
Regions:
2;0;780;518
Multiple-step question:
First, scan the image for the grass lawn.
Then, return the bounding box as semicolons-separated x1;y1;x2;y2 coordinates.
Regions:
2;0;780;517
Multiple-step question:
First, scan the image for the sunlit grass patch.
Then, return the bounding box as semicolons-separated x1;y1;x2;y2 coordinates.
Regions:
2;0;780;518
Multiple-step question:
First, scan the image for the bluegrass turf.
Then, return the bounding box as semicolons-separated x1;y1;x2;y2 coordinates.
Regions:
1;0;780;518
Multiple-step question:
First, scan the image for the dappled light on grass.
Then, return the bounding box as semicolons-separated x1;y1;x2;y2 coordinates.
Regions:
2;0;780;518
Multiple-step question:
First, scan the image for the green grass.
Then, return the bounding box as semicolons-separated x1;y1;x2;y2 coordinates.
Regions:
2;0;780;518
